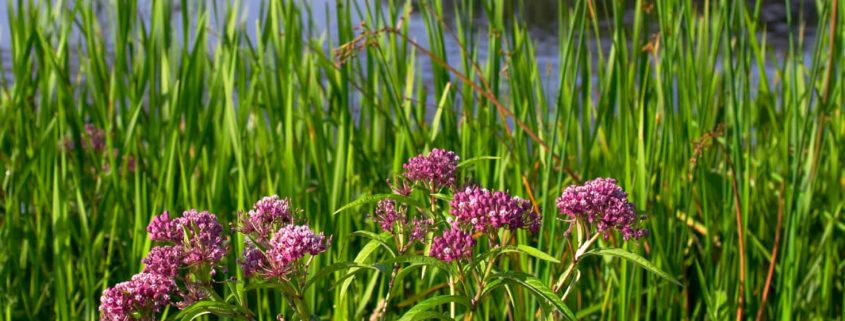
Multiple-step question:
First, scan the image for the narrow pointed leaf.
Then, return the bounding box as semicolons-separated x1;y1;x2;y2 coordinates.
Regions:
586;248;682;286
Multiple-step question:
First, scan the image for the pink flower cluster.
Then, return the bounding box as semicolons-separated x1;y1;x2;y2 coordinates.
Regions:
373;199;406;231
408;218;433;243
179;210;227;265
403;148;459;191
556;178;647;240
84;123;107;152
147;209;226;265
239;196;330;279
99;273;175;321
450;186;541;233
240;224;329;279
142;245;184;278
240;241;266;277
428;185;540;262
100;209;228;319
429;225;475;262
372;199;432;246
146;210;227;265
240;195;293;239
146;211;182;243
266;225;329;277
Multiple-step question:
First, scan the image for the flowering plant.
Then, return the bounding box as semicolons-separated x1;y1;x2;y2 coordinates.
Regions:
336;149;568;320
99;196;330;321
236;195;330;320
101;209;232;320
99;152;678;321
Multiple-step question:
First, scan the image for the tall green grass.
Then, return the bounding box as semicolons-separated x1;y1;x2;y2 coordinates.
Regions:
0;0;842;320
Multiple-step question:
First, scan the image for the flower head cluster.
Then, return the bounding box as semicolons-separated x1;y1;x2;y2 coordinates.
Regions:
403;148;459;191
450;186;541;233
239;225;329;279
409;218;433;243
238;196;331;280
178;209;227;265
147;211;182;243
146;210;228;266
104;208;227;318
142;246;185;278
124;155;137;173
173;281;208;310
386;178;413;196
240;195;293;239
99;273;175;321
556;178;647;240
239;241;268;277
373;199;406;231
371;199;433;248
84;123;107;152
429;225;475;262
264;224;329;278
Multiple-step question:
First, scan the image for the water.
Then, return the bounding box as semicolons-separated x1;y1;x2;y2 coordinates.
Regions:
0;1;818;91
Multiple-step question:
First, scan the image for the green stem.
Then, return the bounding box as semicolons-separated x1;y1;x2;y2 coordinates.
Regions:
465;232;510;321
449;275;456;319
291;295;311;321
379;263;402;320
553;232;600;292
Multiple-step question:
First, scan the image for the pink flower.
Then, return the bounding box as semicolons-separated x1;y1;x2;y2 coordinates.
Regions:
142;246;185;278
241;195;293;239
177;210;227;265
409;218;433;243
147;211;182;243
403;148;460;191
240;241;269;277
84;123;106;152
372;199;407;232
556;178;647;240
264;224;329;278
99;273;175;321
450;186;540;233
429;226;475;262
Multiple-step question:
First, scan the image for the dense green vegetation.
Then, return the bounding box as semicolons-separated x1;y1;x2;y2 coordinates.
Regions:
1;0;842;320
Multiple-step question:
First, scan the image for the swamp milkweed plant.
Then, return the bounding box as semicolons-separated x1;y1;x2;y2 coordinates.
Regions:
102;149;676;320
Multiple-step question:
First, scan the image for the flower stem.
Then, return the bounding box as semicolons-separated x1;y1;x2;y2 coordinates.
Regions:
553;232;600;292
449;275;456;319
291;295;311;321
378;262;402;320
465;232;509;321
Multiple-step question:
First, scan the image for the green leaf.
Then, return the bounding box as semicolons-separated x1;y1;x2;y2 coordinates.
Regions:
464;246;517;272
243;281;278;292
516;245;561;264
585;248;683;286
333;193;425;215
351;230;397;257
457;156;501;168
465;245;559;272
171;301;247;320
399;311;450;321
396;295;470;321
429;193;452;202
380;255;452;273
339;237;386;296
391;264;427;295
490;271;576;320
